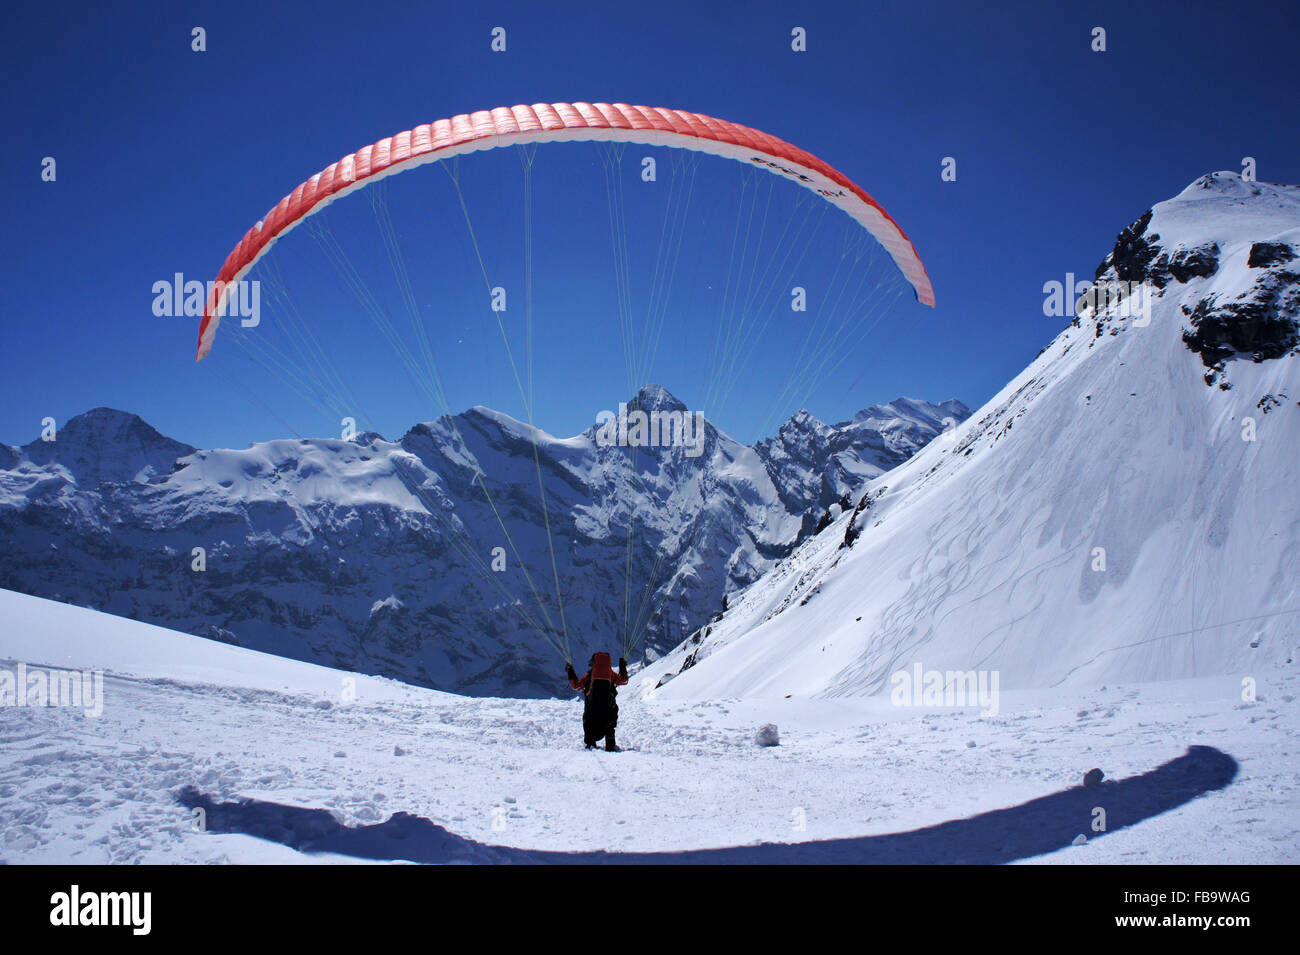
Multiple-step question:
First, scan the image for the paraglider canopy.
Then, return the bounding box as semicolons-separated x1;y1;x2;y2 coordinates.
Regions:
196;102;935;360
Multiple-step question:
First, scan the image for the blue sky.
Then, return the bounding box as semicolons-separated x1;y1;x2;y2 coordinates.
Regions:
4;0;1299;449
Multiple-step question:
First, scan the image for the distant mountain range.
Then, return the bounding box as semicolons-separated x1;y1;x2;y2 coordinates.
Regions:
0;388;967;697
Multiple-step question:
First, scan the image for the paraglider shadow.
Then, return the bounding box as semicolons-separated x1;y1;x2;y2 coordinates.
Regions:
175;745;1236;865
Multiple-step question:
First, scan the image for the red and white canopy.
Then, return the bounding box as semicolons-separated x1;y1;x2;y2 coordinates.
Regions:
197;102;935;360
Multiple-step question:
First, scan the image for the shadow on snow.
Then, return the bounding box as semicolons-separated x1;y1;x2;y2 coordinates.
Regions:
175;745;1236;865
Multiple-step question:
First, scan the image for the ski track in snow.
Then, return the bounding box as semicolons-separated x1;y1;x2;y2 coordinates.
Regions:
2;655;1296;864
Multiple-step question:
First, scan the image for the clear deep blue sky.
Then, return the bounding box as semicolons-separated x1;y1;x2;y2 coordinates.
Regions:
4;0;1299;450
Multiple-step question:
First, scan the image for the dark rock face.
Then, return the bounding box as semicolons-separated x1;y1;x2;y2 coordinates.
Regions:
1161;243;1220;283
1097;209;1162;285
1182;267;1300;367
1096;206;1297;372
1248;242;1297;269
1095;209;1222;291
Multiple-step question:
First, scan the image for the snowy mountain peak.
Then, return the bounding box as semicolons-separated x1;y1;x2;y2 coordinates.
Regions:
1177;170;1275;201
30;407;184;449
1090;174;1300;376
778;408;830;437
1125;172;1300;256
628;383;689;414
845;397;969;432
462;405;551;441
20;407;196;485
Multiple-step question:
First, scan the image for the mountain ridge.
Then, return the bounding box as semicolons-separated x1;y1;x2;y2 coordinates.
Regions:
0;389;967;697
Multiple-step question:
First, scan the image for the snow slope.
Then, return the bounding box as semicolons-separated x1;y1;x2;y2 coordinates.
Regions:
1;588;1295;864
0;587;431;704
637;173;1300;699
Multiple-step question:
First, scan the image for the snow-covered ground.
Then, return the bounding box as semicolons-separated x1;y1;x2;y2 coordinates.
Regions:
2;590;1295;864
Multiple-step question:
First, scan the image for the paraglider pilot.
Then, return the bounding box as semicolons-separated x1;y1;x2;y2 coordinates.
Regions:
566;652;628;751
